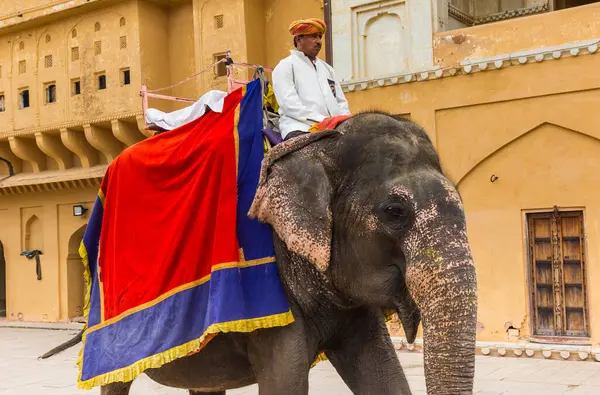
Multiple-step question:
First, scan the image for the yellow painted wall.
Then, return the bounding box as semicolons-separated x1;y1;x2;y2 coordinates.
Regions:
168;1;197;110
0;188;96;322
263;0;327;69
0;0;140;132
243;0;267;75
346;39;600;344
138;1;171;111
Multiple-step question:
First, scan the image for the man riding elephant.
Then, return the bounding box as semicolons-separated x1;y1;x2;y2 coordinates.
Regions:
272;18;351;141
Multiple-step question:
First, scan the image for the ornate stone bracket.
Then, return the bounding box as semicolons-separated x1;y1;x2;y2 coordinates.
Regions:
83;124;124;163
111;120;144;146
35;132;73;170
136;114;154;138
60;128;98;168
0;141;22;174
8;136;46;173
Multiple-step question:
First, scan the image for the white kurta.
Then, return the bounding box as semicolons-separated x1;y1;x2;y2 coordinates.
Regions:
272;50;351;139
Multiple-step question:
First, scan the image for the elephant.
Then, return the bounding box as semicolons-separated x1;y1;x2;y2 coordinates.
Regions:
43;112;477;395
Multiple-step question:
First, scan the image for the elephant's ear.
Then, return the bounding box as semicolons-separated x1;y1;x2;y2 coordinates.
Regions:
249;131;339;272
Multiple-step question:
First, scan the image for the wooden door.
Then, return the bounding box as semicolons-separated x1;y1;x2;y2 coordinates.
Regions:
528;208;589;338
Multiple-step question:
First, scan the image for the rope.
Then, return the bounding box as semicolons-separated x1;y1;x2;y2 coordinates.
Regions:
146;58;227;93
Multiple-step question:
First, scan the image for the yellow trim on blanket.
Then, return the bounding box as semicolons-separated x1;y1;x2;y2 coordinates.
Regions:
98;189;105;205
233;85;247;175
77;310;295;390
77;240;92;391
84;255;277;335
79;241;92;326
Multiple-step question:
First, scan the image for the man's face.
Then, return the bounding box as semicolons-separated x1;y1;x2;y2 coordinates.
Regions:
297;33;322;59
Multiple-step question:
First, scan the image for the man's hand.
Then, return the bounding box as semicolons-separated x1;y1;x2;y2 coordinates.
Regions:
309;115;352;133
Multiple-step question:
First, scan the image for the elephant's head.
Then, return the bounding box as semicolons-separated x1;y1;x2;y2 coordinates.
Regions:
249;112;477;394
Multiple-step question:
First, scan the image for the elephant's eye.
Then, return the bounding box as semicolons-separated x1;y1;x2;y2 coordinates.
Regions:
380;203;413;231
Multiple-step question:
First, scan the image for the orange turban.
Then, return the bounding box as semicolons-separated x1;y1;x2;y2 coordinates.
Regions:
288;18;327;36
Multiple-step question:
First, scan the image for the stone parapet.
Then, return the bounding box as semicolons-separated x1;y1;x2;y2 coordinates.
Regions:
341;38;599;93
391;337;600;363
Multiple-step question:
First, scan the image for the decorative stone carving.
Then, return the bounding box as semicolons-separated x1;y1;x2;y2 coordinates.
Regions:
0;141;22;174
332;0;434;81
136;114;154;138
497;348;507;356
61;128;98;168
8;137;46;173
481;347;490;355
526;349;535;357
84;124;125;163
35;132;73;170
542;350;552;359
560;351;570;360
111;120;144;147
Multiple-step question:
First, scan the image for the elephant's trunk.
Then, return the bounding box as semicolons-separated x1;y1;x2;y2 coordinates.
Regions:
402;191;478;394
410;260;477;394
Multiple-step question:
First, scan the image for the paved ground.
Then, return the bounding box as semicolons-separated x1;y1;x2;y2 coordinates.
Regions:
1;328;600;394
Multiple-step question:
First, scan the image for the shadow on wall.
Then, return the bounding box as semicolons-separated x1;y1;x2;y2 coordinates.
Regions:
67;224;87;321
0;240;6;317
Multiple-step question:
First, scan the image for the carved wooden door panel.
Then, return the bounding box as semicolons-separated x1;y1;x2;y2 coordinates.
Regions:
528;209;588;338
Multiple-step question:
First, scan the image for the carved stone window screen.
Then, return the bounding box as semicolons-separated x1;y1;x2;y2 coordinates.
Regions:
94;41;102;56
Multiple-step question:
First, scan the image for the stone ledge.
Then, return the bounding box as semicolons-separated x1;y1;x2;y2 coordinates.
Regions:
0;111;143;140
0;320;84;331
342;38;600;93
0;0;103;29
390;337;600;362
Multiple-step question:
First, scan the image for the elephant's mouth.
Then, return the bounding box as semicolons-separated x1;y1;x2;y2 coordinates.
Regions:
395;294;421;344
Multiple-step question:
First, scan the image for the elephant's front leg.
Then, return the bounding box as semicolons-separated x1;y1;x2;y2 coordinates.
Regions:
325;308;413;395
246;311;318;395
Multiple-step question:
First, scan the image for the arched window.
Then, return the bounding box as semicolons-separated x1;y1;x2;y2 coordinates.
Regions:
94;22;101;32
45;34;51;43
120;17;126;27
72;29;77;38
45;83;57;104
19;41;24;50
